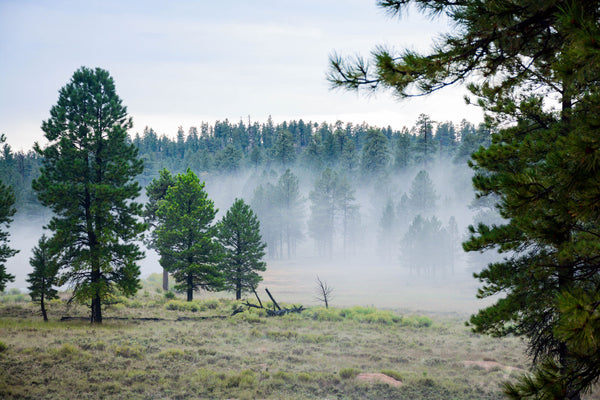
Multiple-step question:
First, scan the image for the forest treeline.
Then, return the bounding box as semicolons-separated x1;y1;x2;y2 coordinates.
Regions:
1;114;491;216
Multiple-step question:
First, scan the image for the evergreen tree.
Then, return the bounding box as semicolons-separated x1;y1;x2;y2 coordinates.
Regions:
401;215;450;275
335;174;359;256
32;67;145;323
144;168;176;291
434;121;457;158
393;129;411;171
271;129;296;167
413;114;435;166
214;144;242;173
249;146;263;169
155;169;222;301
217;199;267;300
277;169;304;258
0;169;17;292
27;234;59;322
378;198;397;261
308;168;338;257
340;139;359;173
407;170;438;216
360;128;389;177
330;1;600;397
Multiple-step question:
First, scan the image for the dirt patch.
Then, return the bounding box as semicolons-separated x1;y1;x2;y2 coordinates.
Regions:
356;373;402;387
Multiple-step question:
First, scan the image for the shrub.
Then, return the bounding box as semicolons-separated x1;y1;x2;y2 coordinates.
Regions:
114;345;144;359
413;316;433;328
339;368;360;379
226;370;256;388
165;299;204;312
235;312;264;324
297;372;312;382
164;291;176;300
0;341;7;352
307;307;343;322
49;343;80;357
158;348;185;359
203;299;219;310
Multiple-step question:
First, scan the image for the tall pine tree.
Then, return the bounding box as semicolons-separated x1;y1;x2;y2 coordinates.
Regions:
33;67;145;323
217;199;267;300
155;169;223;301
144;168;176;291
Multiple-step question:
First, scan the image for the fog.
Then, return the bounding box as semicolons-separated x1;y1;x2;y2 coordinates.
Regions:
5;158;502;314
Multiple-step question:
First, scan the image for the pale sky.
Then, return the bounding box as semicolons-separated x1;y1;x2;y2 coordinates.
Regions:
0;0;483;151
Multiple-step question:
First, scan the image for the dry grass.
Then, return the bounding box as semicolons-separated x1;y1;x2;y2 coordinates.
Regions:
0;287;539;400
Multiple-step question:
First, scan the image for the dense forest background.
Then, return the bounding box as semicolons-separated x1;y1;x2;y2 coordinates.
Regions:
1;114;498;288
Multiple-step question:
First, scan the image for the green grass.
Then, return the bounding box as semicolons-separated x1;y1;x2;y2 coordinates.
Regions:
0;287;586;400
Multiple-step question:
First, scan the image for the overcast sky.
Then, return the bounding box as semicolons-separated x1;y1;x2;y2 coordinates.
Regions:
0;0;483;151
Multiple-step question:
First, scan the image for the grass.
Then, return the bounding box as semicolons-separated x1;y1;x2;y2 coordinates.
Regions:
0;284;595;400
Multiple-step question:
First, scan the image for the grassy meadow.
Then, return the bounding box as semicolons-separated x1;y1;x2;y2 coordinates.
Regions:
2;272;599;399
0;275;536;400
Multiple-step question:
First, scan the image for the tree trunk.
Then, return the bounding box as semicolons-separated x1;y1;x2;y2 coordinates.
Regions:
41;293;48;322
91;294;102;324
162;268;169;291
187;274;193;301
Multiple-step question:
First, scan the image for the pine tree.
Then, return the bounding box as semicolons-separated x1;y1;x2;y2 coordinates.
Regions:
407;170;438;217
308;168;338;257
214;144;242;173
32;67;145;323
144;168;176;291
271;129;296;167
251;183;280;258
217;199;267;300
378;198;397;262
27;234;59;322
155;169;222;301
360;128;389;177
0;169;17;292
277;169;304;258
413;114;435;167
329;1;600;398
335;174;359;257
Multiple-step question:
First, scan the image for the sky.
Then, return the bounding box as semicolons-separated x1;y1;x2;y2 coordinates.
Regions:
0;0;484;151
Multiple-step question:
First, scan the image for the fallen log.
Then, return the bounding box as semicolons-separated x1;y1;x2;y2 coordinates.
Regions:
231;288;305;317
264;288;281;311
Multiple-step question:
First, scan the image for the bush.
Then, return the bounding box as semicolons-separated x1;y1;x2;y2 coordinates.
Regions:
158;348;185;359
307;307;343;322
164;291;176;300
411;315;433;328
202;299;219;310
0;341;7;352
339;368;360;379
165;299;204;312
114;345;144;359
